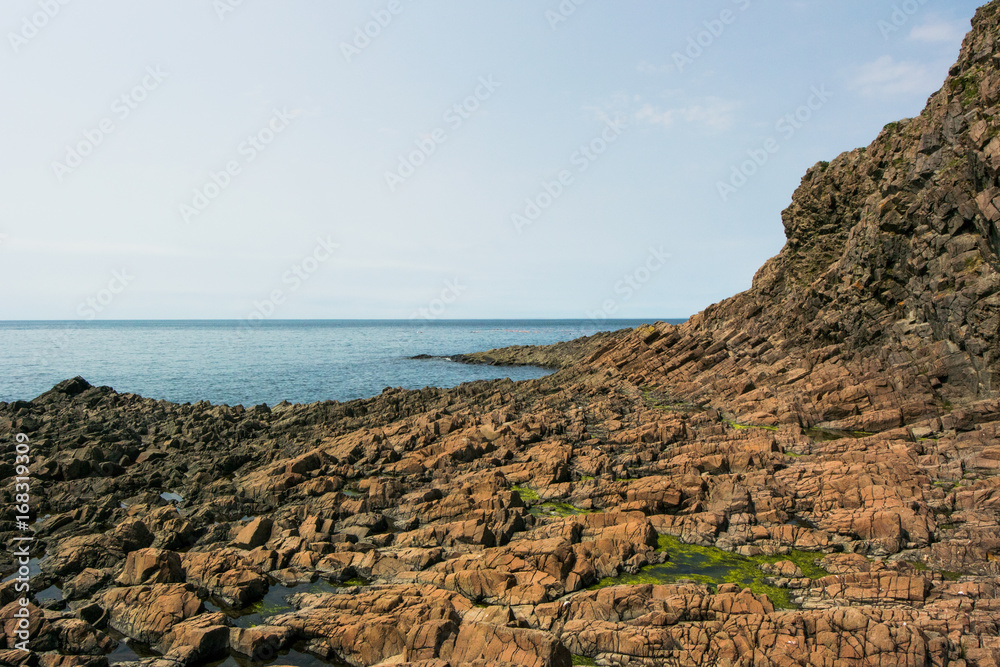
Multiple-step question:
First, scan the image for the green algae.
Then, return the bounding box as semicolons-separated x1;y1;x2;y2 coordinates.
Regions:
337;577;370;587
571;656;597;666
726;420;779;432
512;485;540;503
589;534;829;610
512;484;592;517
757;550;830;580
529;501;592;518
215;577;343;629
804;428;848;442
640;386;703;413
804;428;874;442
250;596;291;619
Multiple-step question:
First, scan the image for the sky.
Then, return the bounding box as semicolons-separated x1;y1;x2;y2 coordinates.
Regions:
0;0;985;321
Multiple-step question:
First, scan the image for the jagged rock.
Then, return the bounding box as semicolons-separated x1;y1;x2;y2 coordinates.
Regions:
115;549;183;586
62;570;112;602
179;551;269;607
228;625;294;661
10;4;1000;665
156;612;231;664
47;618;115;656
230;517;273;550
100;585;202;647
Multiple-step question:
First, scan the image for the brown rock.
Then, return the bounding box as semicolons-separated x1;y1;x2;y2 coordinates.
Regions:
100;584;202;646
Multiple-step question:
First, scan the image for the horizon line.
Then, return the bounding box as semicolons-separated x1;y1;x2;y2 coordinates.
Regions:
0;317;690;323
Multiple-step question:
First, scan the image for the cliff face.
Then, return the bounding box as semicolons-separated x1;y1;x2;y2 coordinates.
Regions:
706;1;1000;393
579;2;1000;427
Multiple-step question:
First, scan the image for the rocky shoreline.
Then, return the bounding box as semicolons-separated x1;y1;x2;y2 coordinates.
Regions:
6;3;1000;666
410;330;622;370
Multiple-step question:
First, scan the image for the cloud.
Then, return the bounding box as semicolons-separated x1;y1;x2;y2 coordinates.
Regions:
590;92;740;133
909;19;966;43
849;56;939;97
636;60;673;75
9;238;210;259
634;98;740;132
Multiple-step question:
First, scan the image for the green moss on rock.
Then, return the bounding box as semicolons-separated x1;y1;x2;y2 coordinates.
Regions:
511;485;540;503
592;534;828;610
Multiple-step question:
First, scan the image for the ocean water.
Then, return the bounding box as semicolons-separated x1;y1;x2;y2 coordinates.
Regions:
0;320;678;407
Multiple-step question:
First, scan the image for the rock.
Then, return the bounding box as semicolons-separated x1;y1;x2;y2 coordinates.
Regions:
0;601;56;652
180;550;269;608
760;560;804;578
447;623;571;667
100;584;202;646
74;604;107;629
228;625;294;662
0;649;38;666
48;618;115;656
62;570;112;602
157;612;231;664
231;518;274;550
115;549;184;586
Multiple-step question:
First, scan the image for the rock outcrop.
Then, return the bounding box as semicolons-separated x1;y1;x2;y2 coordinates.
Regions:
6;3;1000;666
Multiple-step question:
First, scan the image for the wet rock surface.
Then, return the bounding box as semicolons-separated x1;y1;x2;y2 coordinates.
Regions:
9;3;1000;666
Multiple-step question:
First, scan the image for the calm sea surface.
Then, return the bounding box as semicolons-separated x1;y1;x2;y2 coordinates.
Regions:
0;320;681;406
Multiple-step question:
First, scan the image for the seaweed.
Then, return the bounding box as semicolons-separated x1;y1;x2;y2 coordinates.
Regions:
589;534;829;610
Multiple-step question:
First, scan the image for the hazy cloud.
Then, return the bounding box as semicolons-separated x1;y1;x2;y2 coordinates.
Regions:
909;19;966;43
636;60;674;75
593;92;740;132
634;98;740;132
850;56;939;97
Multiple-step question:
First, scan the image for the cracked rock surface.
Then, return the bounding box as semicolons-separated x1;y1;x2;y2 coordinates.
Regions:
8;2;1000;666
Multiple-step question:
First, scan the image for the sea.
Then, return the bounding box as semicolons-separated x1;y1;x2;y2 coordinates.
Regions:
0;320;683;407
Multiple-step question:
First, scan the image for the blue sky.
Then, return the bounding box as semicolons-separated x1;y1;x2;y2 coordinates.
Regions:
0;0;984;321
